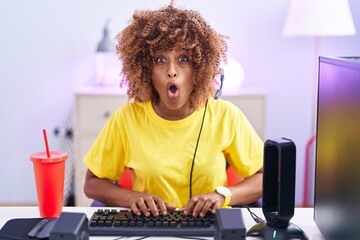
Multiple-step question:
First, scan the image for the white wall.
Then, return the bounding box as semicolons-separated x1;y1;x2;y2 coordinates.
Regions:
0;0;359;206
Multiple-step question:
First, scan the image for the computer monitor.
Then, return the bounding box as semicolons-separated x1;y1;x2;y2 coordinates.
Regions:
314;56;360;239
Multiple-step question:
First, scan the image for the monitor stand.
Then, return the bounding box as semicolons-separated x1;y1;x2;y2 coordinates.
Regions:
246;221;308;240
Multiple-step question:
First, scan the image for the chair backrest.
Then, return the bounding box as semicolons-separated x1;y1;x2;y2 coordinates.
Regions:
117;168;133;189
117;166;244;189
91;166;249;208
226;165;244;186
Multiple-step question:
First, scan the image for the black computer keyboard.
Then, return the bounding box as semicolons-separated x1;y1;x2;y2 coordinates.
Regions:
89;209;216;237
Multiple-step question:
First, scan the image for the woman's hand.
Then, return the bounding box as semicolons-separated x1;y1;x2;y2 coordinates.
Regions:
128;192;177;216
183;192;224;217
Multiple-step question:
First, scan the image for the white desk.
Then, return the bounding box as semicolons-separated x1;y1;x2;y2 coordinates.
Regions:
0;207;323;239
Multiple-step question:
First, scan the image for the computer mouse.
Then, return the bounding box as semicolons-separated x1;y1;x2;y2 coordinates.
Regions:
28;218;58;239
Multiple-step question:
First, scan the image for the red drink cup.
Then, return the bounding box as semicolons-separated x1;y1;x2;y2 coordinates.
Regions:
30;151;68;218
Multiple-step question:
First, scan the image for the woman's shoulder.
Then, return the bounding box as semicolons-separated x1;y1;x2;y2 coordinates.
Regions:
121;100;146;109
113;101;149;117
207;98;249;124
208;98;241;113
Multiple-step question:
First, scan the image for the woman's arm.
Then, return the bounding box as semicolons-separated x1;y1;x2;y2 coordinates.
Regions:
228;168;263;206
84;169;134;207
184;168;263;217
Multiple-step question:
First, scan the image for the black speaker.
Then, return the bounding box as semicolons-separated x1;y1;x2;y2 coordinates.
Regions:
214;208;246;240
49;212;89;240
246;138;308;240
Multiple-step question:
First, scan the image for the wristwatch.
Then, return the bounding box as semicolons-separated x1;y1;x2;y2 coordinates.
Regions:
215;186;232;208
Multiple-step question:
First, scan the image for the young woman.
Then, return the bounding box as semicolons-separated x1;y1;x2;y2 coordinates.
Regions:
84;2;263;218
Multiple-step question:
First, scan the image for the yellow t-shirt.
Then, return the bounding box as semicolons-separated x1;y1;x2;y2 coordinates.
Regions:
84;98;263;207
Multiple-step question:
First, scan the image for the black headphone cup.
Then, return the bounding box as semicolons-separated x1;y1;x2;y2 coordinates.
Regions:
214;89;222;99
214;68;224;99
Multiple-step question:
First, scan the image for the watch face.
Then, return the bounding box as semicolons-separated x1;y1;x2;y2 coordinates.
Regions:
216;186;231;196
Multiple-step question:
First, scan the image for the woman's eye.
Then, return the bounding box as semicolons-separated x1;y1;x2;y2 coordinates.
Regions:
155;56;165;64
179;55;188;62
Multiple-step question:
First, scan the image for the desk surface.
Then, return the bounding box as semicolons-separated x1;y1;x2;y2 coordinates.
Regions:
0;207;323;240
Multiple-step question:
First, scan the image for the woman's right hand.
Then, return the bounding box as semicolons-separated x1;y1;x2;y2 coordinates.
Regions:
128;192;177;216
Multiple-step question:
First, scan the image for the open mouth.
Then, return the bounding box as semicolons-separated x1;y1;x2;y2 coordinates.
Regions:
169;84;177;93
168;83;179;98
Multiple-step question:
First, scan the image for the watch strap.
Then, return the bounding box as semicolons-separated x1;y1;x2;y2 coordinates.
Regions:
221;194;231;208
215;186;232;208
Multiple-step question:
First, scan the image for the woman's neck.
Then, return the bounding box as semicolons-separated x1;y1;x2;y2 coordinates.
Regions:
151;101;195;120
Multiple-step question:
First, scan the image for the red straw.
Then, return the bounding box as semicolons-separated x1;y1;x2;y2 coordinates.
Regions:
42;129;51;158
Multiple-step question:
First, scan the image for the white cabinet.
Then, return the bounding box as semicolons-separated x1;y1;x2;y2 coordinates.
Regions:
74;87;266;206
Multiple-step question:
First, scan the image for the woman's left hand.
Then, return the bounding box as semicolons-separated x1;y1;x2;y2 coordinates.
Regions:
183;192;224;217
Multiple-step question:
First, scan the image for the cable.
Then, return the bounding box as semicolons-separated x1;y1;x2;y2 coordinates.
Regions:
113;236;208;240
241;204;264;224
113;236;128;240
189;100;208;199
174;236;209;240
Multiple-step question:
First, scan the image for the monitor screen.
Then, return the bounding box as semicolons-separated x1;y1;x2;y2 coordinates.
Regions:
314;56;360;239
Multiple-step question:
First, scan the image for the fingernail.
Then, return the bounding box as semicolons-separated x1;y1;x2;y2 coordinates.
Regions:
163;210;167;215
200;212;205;217
145;211;150;217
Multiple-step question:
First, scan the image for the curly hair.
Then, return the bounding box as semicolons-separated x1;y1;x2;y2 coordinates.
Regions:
116;2;228;109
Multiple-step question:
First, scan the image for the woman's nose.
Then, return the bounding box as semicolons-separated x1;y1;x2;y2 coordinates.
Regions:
167;72;177;78
167;62;177;78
